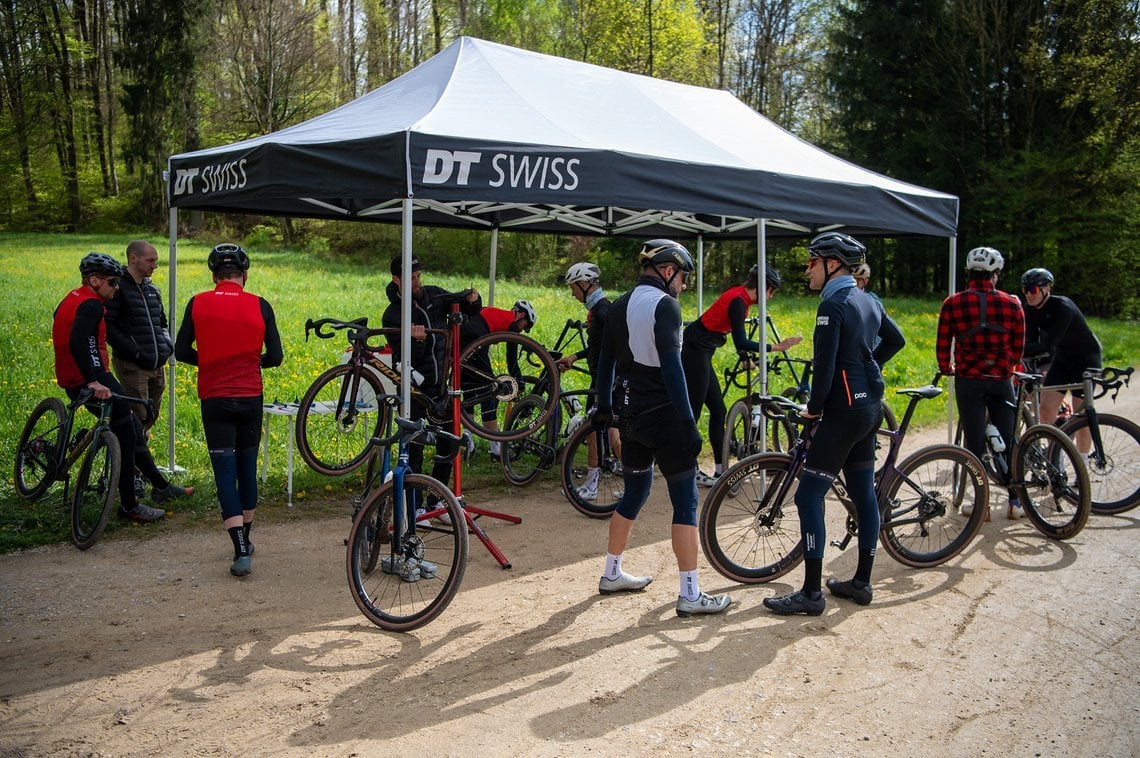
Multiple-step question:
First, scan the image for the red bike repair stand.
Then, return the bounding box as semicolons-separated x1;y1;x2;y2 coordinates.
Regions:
449;302;520;569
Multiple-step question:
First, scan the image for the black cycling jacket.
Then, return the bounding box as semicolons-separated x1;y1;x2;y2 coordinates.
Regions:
105;276;172;370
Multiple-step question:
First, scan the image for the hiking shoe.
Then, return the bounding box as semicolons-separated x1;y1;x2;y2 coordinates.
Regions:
763;590;825;616
676;592;732;617
153;483;194;503
576;483;598;501
118;502;167;523
598;572;653;595
826;578;873;606
230;555;252;577
695;470;719;488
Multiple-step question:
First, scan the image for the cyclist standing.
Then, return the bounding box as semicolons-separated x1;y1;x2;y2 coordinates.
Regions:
53;252;190;524
1021;268;1102;456
174;245;283;577
763;232;904;616
555;262;622;499
681;263;802;487
592;239;731;618
936;246;1026;519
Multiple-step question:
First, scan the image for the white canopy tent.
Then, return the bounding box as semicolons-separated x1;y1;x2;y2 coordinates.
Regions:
163;37;960;466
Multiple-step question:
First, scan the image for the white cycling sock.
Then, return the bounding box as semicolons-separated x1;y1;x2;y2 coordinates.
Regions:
604;553;623;580
680;570;700;601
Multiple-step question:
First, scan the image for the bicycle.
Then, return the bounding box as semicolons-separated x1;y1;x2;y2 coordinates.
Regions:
700;376;990;583
14;388;147;550
497;317;593;486
953;368;1092;539
345;414;470;632
559;417;623;518
295;308;560;476
1034;365;1137;514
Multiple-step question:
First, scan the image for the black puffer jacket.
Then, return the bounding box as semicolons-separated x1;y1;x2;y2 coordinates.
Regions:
105;276;172;370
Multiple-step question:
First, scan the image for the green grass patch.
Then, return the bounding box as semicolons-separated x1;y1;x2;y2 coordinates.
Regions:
2;232;1137;552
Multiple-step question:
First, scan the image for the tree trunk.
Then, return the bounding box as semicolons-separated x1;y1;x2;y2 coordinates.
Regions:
0;0;38;208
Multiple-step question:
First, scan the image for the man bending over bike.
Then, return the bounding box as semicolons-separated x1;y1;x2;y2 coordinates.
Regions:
53;252;192;524
763;232;904;616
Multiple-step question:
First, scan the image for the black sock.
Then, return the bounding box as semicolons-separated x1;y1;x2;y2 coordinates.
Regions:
243;521;252;544
855;548;876;585
228;526;249;558
802;558;823;596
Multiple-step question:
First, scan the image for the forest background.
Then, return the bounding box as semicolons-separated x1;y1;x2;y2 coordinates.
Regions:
1;0;1138;315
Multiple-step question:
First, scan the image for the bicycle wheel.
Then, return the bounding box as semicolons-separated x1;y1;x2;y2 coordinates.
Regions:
560;421;622;518
1012;424;1091;540
722;398;795;463
14;397;67;499
71;430;121;550
1060;414;1140;514
699;453;805;583
499;394;558;486
346;473;468;632
296;363;389;476
457;331;559;441
878;444;988;568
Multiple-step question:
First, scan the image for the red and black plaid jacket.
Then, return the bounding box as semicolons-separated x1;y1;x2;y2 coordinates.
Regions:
936;279;1025;380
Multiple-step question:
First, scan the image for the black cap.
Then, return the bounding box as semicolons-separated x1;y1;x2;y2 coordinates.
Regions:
390;255;422;276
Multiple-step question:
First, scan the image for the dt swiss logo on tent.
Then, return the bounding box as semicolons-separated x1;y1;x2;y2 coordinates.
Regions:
422;149;580;191
172;159;249;197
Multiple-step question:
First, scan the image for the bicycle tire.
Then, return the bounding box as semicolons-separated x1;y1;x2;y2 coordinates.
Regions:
878;444;988;568
457;331;559;441
560;421;621;518
722;398;795;463
1012;423;1091;540
499;394;558;487
71;430;121;550
14;397;67;500
1060;414;1140;514
699;453;805;583
346;473;468;632
296;363;389;476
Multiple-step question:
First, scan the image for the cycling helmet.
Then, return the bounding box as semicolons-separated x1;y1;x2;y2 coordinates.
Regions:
638;239;694;272
1021;267;1054;289
79;252;123;278
808;232;866;267
513;299;537;330
564;262;601;285
207;243;251;273
750;263;783;290
850;262;871;281
965;246;1004;273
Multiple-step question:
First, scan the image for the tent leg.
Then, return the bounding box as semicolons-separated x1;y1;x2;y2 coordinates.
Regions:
167;207;178;473
488;227;498;306
946;236;957;443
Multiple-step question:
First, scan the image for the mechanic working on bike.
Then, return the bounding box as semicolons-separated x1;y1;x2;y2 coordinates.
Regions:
681;263;802;487
763;232;905;616
936;246;1026;519
592;239;732;618
52;253;193;524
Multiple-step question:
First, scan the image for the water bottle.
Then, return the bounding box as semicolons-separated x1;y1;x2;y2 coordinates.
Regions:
984;423;1006;453
395;361;424;386
567;411;585;436
750;404;763;430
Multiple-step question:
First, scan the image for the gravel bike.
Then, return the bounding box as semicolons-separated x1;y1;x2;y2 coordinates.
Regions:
700;377;989;583
345;415;469;632
296;308;559;476
559;417;623;518
14;388;146;549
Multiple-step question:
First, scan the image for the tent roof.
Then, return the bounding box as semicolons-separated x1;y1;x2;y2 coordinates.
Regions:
167;37;957;239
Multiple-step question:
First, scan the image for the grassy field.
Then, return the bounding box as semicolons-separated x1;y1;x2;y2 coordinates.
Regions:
2;232;1136;552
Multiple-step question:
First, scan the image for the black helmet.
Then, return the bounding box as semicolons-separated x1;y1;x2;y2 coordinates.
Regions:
1021;267;1054;289
208;243;250;273
750;263;782;290
638;239;694;272
808;232;866;267
79;252;123;278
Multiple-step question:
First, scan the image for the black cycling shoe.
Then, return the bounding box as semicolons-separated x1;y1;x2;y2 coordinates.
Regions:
826;578;873;606
763;590;825;616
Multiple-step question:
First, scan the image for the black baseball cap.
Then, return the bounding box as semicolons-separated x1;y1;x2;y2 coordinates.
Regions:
390;255;422;276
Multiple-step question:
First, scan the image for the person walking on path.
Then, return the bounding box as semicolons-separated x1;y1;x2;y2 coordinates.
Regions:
762;232;904;616
174;245;283;577
592;239;732;618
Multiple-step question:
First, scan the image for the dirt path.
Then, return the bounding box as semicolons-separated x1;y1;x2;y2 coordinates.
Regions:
2;387;1138;756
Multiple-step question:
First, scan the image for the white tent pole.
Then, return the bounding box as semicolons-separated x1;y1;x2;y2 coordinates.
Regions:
757;219;768;455
696;235;704;314
400;199;414;418
167;207;178;471
947;236;957;442
488;227;499;306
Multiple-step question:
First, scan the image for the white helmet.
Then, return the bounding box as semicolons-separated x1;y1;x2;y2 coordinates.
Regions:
513;299;537;330
564;262;601;285
965;246;1004;273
